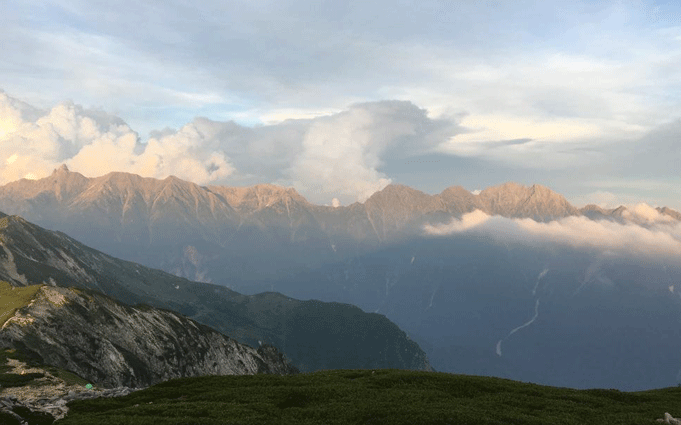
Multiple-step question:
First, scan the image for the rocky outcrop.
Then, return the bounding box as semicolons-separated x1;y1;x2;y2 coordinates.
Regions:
659;412;681;424
0;387;139;424
0;285;298;389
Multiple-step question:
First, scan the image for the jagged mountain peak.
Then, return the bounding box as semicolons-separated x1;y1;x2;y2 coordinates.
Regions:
208;183;309;210
373;183;418;193
529;183;553;193
47;164;89;186
52;164;70;174
580;204;607;213
439;185;472;197
364;184;445;218
526;183;568;202
657;206;681;220
479;181;526;194
477;181;531;208
611;205;628;216
366;184;434;204
0;164;89;204
436;186;481;216
477;181;578;220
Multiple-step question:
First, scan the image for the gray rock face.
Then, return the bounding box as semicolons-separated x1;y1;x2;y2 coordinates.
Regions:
0;286;298;388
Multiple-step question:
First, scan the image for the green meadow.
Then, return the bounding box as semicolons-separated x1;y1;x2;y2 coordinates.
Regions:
55;369;681;425
0;281;41;326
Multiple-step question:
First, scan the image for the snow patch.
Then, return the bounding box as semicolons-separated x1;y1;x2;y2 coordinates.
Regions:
532;268;549;296
496;299;540;357
425;281;441;311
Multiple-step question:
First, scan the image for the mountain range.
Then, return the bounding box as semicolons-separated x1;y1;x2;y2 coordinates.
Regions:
2;167;681;390
0;212;432;377
2;165;675;290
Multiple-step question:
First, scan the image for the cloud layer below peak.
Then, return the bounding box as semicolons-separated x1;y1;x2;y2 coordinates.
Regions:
424;209;681;264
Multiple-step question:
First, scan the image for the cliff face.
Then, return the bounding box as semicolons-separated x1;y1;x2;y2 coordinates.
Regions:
0;285;298;388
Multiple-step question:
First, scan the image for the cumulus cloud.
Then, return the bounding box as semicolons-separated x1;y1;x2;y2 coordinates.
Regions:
0;93;460;204
285;100;462;202
424;209;491;233
622;203;676;224
0;92;236;185
424;210;681;263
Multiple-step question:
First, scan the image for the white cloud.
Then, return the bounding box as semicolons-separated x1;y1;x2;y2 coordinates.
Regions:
424;210;681;263
0;93;235;185
622;203;675;224
286;105;392;202
424;210;491;234
284;100;462;202
0;93;460;203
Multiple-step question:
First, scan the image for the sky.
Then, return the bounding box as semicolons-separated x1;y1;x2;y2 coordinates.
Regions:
2;0;681;208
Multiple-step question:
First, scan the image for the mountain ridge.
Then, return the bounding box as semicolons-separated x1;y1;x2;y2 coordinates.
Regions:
3;166;678;228
11;165;678;219
0;166;678;289
0;282;298;388
0;212;433;374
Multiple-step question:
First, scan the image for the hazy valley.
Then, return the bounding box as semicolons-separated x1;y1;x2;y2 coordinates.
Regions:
1;167;680;393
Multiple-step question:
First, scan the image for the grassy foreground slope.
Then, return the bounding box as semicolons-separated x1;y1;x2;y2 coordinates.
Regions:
56;369;679;425
0;281;41;326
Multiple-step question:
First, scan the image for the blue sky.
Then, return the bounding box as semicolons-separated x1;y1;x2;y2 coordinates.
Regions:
1;0;681;208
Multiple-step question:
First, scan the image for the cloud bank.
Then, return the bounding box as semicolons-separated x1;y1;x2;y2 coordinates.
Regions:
0;92;461;204
424;209;681;264
0;91;234;186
